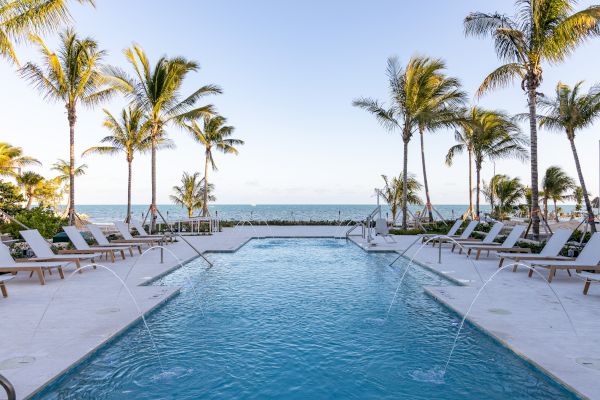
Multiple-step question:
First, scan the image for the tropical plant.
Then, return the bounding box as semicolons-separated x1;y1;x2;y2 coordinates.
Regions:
0;0;93;64
574;186;584;212
0;142;40;177
184;114;243;216
51;158;86;215
83;106;158;223
537;81;600;231
15;171;44;208
542;166;575;222
20;28;115;224
170;172;215;218
0;207;67;239
482;174;506;217
106;44;221;231
494;175;525;218
353;56;453;228
446;107;528;218
0;179;24;213
381;173;423;224
464;0;600;239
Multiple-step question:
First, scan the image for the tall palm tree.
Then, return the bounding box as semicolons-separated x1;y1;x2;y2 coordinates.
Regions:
414;61;466;222
446;107;528;218
106;44;221;231
51;158;86;216
170;172;215;218
542;165;575;222
464;0;600;239
20;28;115;224
537;81;600;231
16;171;44;208
184;114;243;216
381;173;423;224
353;56;451;228
0;142;40;176
494;175;525;219
83;106;159;223
0;0;93;64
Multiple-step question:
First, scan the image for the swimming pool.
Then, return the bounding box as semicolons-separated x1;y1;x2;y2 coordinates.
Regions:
33;239;577;399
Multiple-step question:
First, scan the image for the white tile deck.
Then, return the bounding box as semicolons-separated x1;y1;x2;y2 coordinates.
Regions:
1;226;599;399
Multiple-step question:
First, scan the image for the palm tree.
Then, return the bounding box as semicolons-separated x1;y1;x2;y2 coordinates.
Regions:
464;0;600;239
574;186;584;213
414;62;466;222
51;158;86;215
381;173;423;224
0;142;40;176
16;171;44;209
494;175;525;219
20;28;115;225
106;45;221;231
482;174;506;218
0;0;93;64
184;114;243;216
542;166;575;222
537;82;600;231
353;56;451;228
446;107;528;218
170;172;215;218
83;106;159;223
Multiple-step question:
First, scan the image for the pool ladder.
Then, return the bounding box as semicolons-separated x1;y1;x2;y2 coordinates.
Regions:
0;373;15;400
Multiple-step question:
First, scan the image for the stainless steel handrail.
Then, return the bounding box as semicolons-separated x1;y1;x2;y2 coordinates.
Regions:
0;373;15;400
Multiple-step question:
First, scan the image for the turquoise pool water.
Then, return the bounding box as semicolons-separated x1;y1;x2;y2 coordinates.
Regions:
34;239;576;399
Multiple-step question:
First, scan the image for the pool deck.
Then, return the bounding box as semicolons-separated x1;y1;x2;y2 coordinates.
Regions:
1;225;599;399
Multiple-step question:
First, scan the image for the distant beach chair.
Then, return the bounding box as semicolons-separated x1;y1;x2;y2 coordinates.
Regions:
0;274;13;297
0;242;67;285
374;218;396;243
113;222;164;246
524;232;600;283
420;219;463;243
63;226;131;262
19;229;100;272
432;220;479;247
451;222;504;253
462;225;529;260
86;224;144;253
496;228;573;269
130;220;175;242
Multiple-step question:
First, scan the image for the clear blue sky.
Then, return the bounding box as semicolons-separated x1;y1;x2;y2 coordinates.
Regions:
2;0;600;205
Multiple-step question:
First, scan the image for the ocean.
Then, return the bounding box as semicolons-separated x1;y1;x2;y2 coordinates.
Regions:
75;204;579;223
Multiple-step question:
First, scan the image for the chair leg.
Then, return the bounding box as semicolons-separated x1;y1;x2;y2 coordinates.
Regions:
583;279;591;295
548;267;556;283
35;268;46;285
57;267;64;279
476;250;481;260
528;268;534;278
110;251;115;263
0;282;7;298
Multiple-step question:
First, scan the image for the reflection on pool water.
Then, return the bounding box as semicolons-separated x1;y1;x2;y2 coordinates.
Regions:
34;239;577;399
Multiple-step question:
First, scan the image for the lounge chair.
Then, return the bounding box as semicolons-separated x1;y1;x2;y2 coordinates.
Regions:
462;225;529;260
0;274;13;297
86;224;144;254
452;222;504;253
113;222;164;246
63;226;132;262
0;242;67;285
19;229;100;271
420;219;463;243
431;220;479;247
497;228;574;269
374;218;396;243
525;232;600;282
130;220;175;242
581;271;600;295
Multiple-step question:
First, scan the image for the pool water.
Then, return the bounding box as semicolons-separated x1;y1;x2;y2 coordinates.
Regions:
34;239;576;399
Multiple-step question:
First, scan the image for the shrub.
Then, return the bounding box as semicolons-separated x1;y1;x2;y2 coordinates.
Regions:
0;207;67;239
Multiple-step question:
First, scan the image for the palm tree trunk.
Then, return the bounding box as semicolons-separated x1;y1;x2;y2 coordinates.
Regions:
569;136;596;232
67;106;76;225
126;159;132;223
188;207;193;218
402;139;409;229
527;82;541;240
203;152;209;217
553;199;559;222
419;126;433;222
475;164;481;219
468;149;473;219
25;194;33;209
150;131;157;233
543;197;548;221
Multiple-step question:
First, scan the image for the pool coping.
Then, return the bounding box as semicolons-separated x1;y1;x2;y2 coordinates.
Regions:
24;234;587;400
